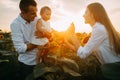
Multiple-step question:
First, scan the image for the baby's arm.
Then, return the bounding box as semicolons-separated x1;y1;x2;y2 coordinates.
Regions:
36;19;43;33
36;19;51;38
35;19;46;38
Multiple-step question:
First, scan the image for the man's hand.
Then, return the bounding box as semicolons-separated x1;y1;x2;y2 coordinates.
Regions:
27;43;37;51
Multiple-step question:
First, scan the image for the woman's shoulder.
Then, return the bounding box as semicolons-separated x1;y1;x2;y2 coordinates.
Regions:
94;22;104;28
94;22;106;32
92;22;107;37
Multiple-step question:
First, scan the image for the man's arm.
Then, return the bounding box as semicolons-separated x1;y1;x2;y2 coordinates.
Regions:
10;22;37;53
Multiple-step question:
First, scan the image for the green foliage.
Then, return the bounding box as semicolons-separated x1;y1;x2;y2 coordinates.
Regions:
0;32;15;52
0;52;19;80
0;32;19;80
26;59;82;80
26;30;101;80
0;30;101;80
26;63;63;80
26;35;101;80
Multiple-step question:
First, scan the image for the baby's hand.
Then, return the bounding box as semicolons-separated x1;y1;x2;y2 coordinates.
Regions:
44;32;51;38
35;31;44;38
49;37;53;42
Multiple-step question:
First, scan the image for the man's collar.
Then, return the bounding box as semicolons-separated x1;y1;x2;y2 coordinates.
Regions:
17;14;29;24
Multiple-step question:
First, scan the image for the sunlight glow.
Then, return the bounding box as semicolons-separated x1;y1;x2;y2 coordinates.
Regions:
0;0;120;33
1;0;18;10
51;8;92;33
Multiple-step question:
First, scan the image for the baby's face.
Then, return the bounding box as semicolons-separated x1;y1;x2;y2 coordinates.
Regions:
41;9;51;21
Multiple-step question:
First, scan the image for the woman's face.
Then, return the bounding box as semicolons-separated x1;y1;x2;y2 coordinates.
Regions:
83;8;93;25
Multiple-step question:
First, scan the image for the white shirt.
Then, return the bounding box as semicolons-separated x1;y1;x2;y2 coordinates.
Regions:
10;14;38;65
31;18;52;46
77;22;120;64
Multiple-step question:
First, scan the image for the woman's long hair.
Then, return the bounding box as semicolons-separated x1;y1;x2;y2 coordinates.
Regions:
87;2;120;54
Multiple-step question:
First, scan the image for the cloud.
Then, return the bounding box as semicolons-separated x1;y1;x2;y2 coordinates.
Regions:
60;0;85;13
0;0;19;31
1;0;19;10
37;0;86;16
0;0;120;32
110;8;120;14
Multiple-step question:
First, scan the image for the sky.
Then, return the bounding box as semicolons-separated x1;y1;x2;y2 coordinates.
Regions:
0;0;120;33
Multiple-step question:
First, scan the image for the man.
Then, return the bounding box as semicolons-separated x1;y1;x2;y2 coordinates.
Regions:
10;0;38;80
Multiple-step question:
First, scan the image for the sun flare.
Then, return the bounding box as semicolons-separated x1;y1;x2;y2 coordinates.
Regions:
51;9;92;33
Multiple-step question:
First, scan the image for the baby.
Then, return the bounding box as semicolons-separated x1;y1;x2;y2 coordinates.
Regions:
31;6;52;64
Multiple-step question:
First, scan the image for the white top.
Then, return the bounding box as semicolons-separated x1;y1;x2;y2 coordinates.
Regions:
77;22;120;64
10;14;38;65
30;18;52;46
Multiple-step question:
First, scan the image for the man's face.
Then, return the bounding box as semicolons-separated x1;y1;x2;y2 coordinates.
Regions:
23;5;37;22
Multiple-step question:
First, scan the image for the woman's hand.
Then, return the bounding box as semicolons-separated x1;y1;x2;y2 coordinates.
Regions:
77;46;87;59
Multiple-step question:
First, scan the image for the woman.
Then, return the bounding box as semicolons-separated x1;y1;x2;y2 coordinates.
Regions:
77;2;120;80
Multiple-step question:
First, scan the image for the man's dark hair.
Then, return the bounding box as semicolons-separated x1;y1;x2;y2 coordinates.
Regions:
19;0;37;13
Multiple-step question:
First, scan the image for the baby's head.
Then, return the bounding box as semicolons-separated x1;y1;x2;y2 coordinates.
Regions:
40;6;51;21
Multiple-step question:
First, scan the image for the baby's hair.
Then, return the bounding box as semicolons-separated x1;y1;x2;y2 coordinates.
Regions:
40;6;51;15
